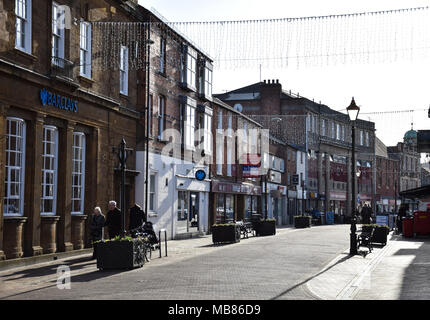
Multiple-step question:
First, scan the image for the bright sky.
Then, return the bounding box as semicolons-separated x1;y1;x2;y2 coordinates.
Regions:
138;0;430;155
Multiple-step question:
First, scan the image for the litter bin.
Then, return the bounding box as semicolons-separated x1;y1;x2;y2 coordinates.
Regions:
402;217;414;238
413;211;430;236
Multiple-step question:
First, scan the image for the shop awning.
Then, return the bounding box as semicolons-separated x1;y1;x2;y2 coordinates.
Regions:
399;185;430;200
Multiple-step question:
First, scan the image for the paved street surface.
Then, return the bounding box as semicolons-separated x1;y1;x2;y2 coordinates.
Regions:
0;225;350;300
1;224;429;300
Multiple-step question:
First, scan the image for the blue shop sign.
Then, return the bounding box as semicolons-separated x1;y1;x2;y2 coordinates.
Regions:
39;88;78;113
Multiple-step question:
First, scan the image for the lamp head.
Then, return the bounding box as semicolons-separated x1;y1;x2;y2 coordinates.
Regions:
347;97;360;121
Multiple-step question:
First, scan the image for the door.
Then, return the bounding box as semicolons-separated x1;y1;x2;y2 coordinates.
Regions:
177;191;189;234
189;192;199;232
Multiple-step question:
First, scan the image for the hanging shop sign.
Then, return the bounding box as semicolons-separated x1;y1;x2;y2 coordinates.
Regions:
39;88;78;113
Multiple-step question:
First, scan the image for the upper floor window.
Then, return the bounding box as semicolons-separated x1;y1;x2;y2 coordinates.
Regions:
52;2;65;65
199;107;213;155
4;118;26;216
158;95;166;140
160;37;166;74
321;119;326;136
15;0;32;53
336;123;341;140
120;46;129;95
181;45;197;91
183;96;196;150
80;22;92;78
199;60;213;99
360;130;364;146
365;131;370;147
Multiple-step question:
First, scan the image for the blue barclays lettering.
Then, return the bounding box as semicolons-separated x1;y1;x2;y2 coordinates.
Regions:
39;88;78;113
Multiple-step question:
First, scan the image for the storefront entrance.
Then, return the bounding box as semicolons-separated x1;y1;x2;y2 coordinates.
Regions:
177;191;200;234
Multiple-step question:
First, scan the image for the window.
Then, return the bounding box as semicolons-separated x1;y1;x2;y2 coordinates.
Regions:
52;2;65;65
331;122;335;139
120;46;129;95
321;119;326;136
360;130;364;146
216;111;223;175
71;132;85;214
15;0;32;53
184;97;196;150
149;173;156;211
160;37;166;74
4;118;26;216
365;131;370;147
80;22;92;78
148;94;153;137
280;159;285;173
202;110;212;155
41;126;58;215
181;45;197;91
158;95;166;140
336;123;341;140
227;114;233;137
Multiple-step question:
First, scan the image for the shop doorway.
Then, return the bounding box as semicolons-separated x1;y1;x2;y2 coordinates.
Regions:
177;191;199;234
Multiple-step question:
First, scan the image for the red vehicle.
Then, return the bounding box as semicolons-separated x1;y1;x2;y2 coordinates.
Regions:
413;211;430;236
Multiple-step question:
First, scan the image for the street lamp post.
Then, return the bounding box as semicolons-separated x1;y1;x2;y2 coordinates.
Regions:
347;97;360;256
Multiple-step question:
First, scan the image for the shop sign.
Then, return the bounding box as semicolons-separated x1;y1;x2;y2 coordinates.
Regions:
268;170;282;184
40;88;78;113
243;165;260;178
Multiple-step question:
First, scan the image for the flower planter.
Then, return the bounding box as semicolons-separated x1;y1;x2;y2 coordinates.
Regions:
96;239;146;270
256;220;276;236
294;216;311;228
212;224;240;244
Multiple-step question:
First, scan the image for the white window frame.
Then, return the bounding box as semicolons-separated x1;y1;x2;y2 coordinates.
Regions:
41;125;58;216
336;123;341;140
149;173;156;212
181;45;197;91
203;111;212;155
52;2;65;66
4;117;26;217
184;97;196;150
71;132;86;215
158;95;165;140
120;45;129;95
80;21;92;78
15;0;32;54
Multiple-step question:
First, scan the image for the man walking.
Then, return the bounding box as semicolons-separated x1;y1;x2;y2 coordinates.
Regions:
105;200;122;239
90;206;105;259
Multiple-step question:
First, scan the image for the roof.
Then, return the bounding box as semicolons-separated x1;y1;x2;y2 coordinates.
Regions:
375;137;388;158
212;97;262;128
404;129;417;140
399;185;430;200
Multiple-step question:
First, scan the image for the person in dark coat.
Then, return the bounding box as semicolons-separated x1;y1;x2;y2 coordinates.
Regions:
397;203;408;233
90;206;105;259
129;203;146;232
104;200;122;239
361;204;371;225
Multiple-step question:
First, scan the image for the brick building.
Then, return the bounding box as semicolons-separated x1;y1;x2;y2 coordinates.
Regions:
134;7;214;239
215;80;376;220
0;0;142;260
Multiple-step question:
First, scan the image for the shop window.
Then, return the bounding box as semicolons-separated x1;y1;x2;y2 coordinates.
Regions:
71;132;85;215
216;194;235;223
15;0;32;54
120;45;129;95
4;118;26;216
80;21;92;78
41;126;58;215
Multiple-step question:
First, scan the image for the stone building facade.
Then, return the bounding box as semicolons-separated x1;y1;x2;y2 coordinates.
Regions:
0;0;141;260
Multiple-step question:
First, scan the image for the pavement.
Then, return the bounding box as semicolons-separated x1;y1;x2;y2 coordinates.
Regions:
0;224;429;300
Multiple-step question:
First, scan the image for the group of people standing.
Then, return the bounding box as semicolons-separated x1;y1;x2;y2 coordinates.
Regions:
89;200;146;258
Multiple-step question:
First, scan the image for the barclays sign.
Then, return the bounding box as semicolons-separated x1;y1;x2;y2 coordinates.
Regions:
40;88;78;113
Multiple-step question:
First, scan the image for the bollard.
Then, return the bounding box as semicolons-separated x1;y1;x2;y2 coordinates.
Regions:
159;229;167;258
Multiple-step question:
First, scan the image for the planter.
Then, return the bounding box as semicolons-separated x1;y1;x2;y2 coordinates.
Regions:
294;216;311;228
212;224;240;244
371;226;389;245
96;239;146;270
256;220;276;236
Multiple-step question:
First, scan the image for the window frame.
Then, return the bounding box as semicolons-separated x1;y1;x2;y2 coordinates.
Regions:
4;117;26;217
80;21;92;78
41;125;59;216
15;0;32;54
71;132;86;215
149;173;156;212
52;2;65;66
120;45;129;95
157;95;166;140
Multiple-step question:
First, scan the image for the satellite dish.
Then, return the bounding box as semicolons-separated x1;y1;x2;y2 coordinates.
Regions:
234;103;243;113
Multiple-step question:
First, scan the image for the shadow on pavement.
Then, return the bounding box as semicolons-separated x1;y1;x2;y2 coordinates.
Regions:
270;253;353;300
2;256;95;281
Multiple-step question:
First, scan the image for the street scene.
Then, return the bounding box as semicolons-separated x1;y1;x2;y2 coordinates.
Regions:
1;0;430;309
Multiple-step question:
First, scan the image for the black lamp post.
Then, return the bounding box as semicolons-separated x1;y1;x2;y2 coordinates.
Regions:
347;97;360;256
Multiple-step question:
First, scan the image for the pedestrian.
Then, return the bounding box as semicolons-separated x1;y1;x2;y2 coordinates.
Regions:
129;203;146;233
90;206;105;259
104;200;122;239
361;204;371;225
397;203;407;233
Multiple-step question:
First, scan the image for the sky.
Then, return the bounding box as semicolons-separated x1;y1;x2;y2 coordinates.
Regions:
138;0;430;158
